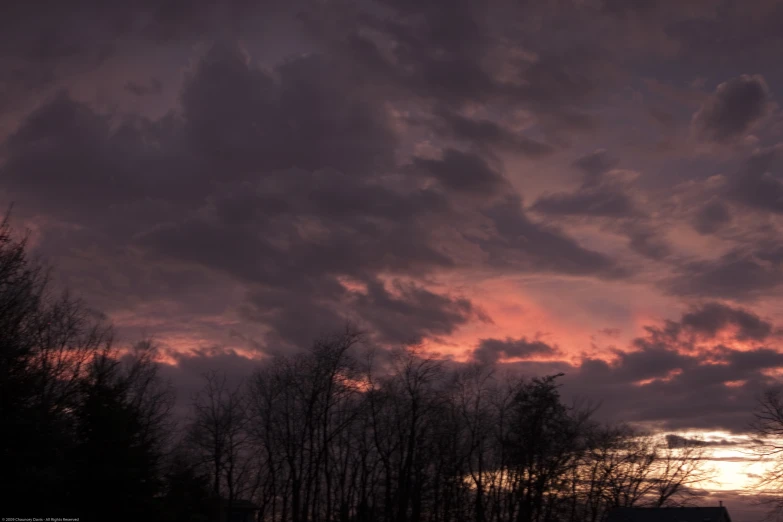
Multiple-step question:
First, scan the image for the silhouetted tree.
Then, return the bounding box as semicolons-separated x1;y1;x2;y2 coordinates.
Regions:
155;447;213;522
72;352;157;518
236;340;716;522
0;213;115;514
751;387;783;515
1;212;174;520
0;209;718;522
248;327;364;522
187;369;254;513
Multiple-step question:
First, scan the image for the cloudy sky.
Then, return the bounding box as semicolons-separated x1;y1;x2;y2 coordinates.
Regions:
2;0;783;514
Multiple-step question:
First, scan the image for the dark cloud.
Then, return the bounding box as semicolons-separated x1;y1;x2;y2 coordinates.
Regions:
352;279;485;345
666;2;783;65
572;149;618;187
326;0;496;106
609;343;692;384
625;225;671;260
2;92;158;218
0;1;262;54
692;200;732;235
433;109;554;157
0;43;458;347
0;1;272;113
482;304;783;432
125;77;162;97
312;0;612;136
0;5;113;109
532;149;639;219
558;334;783;433
476;196;624;277
599;306;783;433
722;346;783;373
600;0;658;18
2;37;635;349
728;145;783;215
211;275;483;349
180;43;398;178
665;434;703;448
413;149;507;196
669;249;783;300
692;75;771;143
6;3;783;485
509;51;604;114
532;187;635;218
136;179;455;288
473;337;559;364
681;302;772;341
731;171;783;215
240;283;350;350
664;434;741;448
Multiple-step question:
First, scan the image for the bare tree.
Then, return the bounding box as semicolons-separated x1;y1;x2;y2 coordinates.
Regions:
751;387;783;514
454;363;496;522
648;435;713;506
0;211;121;513
73;341;176;520
187;370;252;508
248;326;365;522
177;326;717;522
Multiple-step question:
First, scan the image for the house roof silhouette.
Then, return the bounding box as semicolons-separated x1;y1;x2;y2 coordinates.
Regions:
606;507;733;522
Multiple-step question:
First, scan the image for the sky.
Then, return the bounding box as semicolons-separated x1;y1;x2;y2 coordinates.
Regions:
2;0;783;516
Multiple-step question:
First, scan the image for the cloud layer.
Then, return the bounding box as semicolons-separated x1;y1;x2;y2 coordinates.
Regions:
2;3;783;464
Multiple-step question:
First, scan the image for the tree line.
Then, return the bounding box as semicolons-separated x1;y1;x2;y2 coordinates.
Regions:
0;214;175;520
184;333;712;522
3;211;779;521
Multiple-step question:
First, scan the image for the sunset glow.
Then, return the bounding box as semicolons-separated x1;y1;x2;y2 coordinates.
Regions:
4;1;783;519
